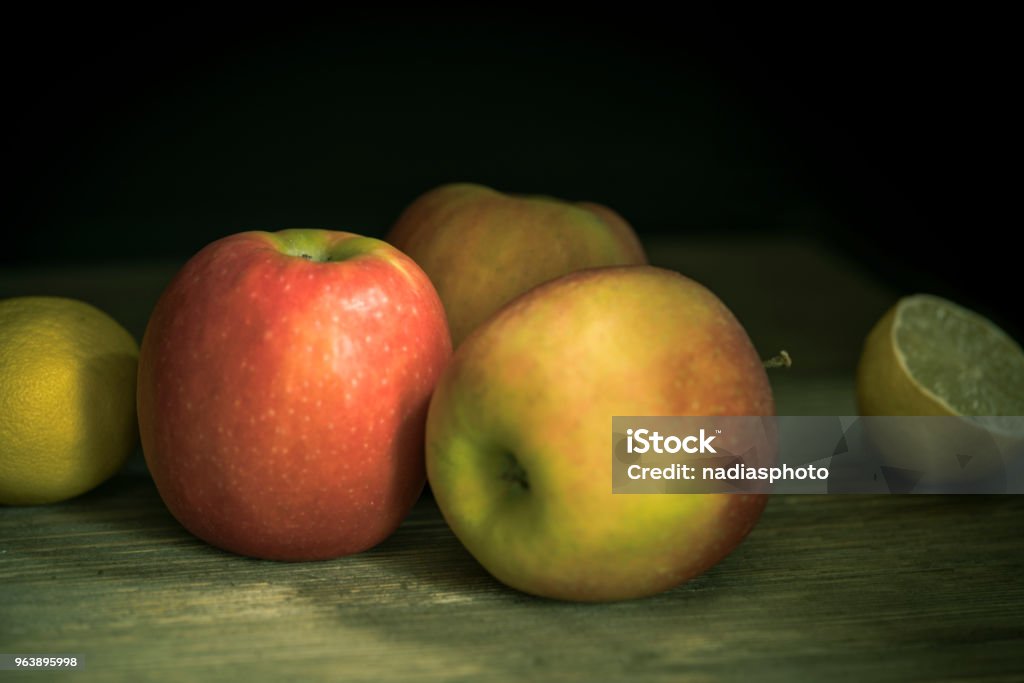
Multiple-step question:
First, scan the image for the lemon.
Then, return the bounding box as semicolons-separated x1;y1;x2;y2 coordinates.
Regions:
855;295;1024;486
857;294;1024;417
0;297;139;505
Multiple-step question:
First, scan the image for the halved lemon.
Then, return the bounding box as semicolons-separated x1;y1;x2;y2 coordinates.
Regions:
857;294;1024;418
856;295;1024;485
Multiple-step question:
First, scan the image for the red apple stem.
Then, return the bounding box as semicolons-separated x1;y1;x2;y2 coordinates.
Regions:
762;350;792;369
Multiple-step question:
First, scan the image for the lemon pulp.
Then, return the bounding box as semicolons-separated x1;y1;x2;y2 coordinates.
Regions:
894;295;1024;416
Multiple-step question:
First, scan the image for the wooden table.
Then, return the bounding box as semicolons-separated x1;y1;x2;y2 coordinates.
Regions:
2;240;1022;682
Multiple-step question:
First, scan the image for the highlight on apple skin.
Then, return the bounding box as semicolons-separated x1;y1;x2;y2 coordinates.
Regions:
425;265;773;602
387;182;647;347
137;229;452;561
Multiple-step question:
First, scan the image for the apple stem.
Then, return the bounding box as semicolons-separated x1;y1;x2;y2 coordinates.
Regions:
762;350;792;369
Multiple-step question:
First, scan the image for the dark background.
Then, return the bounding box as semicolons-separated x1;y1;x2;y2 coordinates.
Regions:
6;8;1019;338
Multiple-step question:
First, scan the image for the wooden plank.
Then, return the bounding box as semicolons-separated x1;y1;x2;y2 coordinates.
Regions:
2;479;1022;682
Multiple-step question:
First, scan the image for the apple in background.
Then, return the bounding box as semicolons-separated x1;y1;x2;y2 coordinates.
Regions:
387;182;647;347
426;266;773;601
137;230;451;561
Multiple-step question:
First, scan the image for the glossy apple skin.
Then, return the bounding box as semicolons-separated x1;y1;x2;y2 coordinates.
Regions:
426;266;772;601
138;230;451;561
387;183;647;347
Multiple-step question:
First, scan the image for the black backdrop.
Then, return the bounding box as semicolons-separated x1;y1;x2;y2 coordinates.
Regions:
7;9;1019;338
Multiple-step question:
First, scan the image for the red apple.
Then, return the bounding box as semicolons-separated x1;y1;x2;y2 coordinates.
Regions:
137;229;451;560
388;183;647;347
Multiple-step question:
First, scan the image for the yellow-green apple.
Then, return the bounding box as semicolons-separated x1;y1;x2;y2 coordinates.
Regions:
138;229;451;561
426;265;773;601
387;183;647;347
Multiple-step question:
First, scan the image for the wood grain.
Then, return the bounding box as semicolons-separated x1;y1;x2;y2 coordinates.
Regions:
2;479;1023;682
